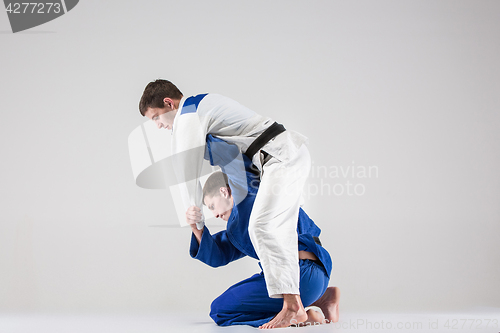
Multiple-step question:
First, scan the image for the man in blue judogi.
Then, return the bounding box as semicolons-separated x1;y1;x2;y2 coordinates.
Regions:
185;135;339;328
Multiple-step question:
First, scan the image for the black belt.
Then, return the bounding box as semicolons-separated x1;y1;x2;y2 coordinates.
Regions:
313;236;322;246
244;122;286;160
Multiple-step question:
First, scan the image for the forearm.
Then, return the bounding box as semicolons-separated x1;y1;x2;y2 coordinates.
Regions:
190;227;246;267
191;225;203;244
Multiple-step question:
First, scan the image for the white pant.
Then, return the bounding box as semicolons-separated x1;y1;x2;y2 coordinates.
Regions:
248;144;311;298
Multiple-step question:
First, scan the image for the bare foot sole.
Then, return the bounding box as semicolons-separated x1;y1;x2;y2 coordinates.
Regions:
310;286;340;323
259;308;308;329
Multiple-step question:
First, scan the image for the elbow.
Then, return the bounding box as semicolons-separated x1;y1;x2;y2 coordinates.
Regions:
208;261;228;268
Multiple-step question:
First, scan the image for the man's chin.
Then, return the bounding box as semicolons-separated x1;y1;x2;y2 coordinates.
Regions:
223;210;232;221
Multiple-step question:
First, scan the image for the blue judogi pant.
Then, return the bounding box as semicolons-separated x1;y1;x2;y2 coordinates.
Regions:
210;259;329;327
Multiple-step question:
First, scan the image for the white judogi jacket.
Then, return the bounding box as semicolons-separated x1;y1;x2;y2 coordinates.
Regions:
171;93;307;221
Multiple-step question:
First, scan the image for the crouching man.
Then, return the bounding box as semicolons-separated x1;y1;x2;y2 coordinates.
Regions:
186;142;340;328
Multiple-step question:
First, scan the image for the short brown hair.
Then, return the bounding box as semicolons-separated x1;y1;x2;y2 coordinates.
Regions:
202;171;230;204
139;79;183;116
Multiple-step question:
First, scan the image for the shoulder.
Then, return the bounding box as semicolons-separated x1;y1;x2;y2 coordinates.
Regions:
198;93;242;107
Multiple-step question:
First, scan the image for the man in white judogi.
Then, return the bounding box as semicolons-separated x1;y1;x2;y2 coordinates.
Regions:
139;79;311;329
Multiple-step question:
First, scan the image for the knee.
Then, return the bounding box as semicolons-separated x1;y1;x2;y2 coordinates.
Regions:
210;295;223;317
248;213;271;233
247;220;269;245
247;218;259;240
248;218;255;230
209;293;237;326
209;296;224;326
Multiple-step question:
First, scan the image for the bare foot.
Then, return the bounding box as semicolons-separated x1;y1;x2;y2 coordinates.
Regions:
310;286;340;323
259;295;307;329
259;307;308;329
293;307;327;327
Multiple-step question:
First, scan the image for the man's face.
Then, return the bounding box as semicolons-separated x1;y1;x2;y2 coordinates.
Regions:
204;189;233;221
144;107;175;130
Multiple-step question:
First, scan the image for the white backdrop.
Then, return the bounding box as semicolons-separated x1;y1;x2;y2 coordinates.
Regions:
0;0;499;315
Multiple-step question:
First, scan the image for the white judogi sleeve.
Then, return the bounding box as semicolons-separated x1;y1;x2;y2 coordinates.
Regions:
171;99;207;229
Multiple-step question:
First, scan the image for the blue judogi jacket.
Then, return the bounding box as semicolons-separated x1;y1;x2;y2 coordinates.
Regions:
189;135;332;278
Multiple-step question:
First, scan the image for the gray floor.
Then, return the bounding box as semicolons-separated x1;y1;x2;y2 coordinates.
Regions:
1;310;499;333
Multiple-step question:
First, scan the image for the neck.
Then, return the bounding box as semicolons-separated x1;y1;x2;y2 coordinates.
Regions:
173;98;182;110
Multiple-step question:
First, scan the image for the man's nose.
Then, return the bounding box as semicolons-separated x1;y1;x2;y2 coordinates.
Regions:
156;121;163;129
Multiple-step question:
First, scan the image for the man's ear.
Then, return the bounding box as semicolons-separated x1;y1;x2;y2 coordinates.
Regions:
163;97;174;109
220;186;229;198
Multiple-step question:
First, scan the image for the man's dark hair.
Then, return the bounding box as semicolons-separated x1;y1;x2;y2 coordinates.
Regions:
139;79;183;116
202;171;230;204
